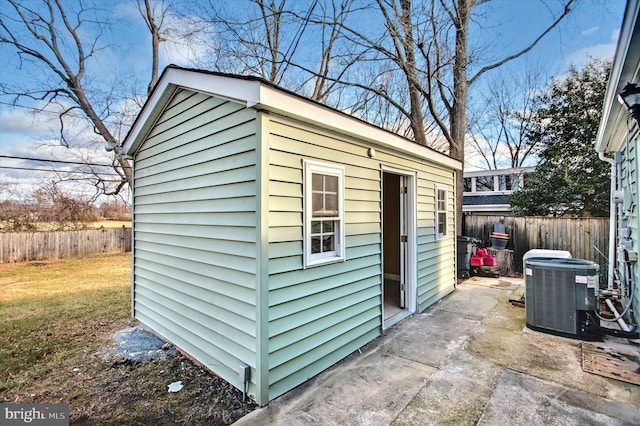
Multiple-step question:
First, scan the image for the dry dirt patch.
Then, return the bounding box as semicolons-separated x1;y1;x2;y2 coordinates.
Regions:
0;254;256;424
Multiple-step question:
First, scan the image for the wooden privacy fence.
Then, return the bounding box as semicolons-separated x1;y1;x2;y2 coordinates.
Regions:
0;227;132;263
463;215;609;273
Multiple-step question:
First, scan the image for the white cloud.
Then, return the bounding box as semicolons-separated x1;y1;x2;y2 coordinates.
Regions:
0;100;123;202
610;27;621;42
0;108;58;136
581;26;599;36
565;42;618;68
160;14;218;68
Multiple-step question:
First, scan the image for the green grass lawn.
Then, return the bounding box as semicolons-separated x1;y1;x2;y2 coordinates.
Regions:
0;253;255;423
0;253;132;394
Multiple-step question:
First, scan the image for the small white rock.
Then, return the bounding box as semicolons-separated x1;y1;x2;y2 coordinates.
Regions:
167;381;183;393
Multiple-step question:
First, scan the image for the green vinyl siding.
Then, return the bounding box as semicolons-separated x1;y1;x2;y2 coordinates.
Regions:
129;83;457;406
264;116;456;401
620;132;639;327
416;171;456;311
131;89;259;396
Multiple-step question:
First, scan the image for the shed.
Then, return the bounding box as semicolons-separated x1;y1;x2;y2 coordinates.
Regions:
122;66;462;405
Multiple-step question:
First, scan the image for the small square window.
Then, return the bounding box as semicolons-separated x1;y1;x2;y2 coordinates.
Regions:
304;160;345;267
436;186;448;239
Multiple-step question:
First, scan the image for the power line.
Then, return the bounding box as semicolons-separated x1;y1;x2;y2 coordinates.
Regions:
0;100;135;126
0;155;114;167
0;165;119;176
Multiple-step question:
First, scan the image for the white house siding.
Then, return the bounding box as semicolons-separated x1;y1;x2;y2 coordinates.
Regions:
132;89;260;392
263;115;456;400
619;132;639;326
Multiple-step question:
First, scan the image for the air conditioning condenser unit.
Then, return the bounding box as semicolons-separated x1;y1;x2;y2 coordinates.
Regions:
525;257;599;338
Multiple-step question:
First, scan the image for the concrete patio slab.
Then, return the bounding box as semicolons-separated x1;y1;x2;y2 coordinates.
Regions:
236;278;640;425
478;370;640;426
239;345;437;426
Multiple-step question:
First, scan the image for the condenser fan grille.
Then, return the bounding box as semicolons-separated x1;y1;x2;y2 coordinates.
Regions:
532;268;577;334
525;257;599;338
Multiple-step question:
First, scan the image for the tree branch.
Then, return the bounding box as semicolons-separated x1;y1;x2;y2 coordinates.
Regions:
468;0;575;86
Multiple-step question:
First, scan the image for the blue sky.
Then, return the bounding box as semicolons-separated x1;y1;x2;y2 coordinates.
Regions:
477;0;624;72
0;0;628;199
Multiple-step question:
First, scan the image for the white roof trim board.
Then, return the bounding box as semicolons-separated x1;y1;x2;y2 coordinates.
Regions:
123;66;461;171
596;0;640;153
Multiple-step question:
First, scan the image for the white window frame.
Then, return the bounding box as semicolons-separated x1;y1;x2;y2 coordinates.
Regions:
303;160;346;267
435;185;448;240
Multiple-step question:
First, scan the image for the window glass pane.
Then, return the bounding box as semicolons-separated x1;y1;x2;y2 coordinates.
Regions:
438;212;447;235
322;235;334;252
512;175;522;190
464;178;472;192
437;189;446;210
498;175;515;191
498;175;506;191
436;187;447;238
322;221;334;233
311;236;321;254
312;193;323;214
325;175;338;193
505;175;514;190
312;173;339;217
476;176;493;191
311;221;321;233
324;194;338;215
312;173;323;191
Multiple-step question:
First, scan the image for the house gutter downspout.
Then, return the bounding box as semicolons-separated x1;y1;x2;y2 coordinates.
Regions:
599;151;617;291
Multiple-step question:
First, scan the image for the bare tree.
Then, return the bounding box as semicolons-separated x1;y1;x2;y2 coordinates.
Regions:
467;65;549;169
176;0;575;231
189;0;315;84
303;0;364;103
0;0;174;197
0;0;134;194
137;0;170;94
332;0;575;230
179;0;371;110
0;180;98;231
